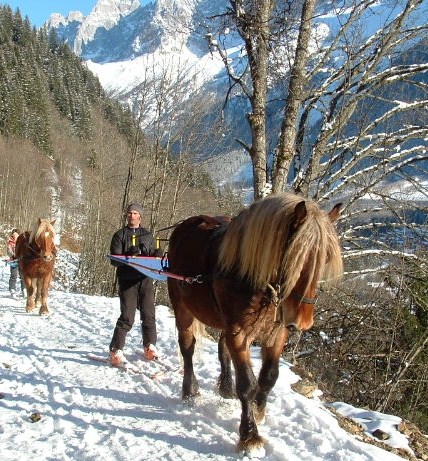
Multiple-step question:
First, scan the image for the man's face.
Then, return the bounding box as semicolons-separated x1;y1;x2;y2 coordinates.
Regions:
12;232;19;241
127;211;141;228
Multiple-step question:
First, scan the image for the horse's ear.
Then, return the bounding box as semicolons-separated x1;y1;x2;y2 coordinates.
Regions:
328;203;342;223
292;200;307;229
51;219;56;227
38;218;42;225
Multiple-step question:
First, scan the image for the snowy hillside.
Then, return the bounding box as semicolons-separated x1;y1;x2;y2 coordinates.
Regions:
0;254;416;461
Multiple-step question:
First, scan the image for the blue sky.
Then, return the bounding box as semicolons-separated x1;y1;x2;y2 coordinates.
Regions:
1;1;97;27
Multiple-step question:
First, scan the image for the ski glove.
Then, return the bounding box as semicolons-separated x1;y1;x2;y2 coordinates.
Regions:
128;246;141;256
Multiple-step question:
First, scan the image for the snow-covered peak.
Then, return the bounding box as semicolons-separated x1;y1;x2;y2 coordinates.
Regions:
73;0;141;54
149;0;198;50
91;0;141;19
46;11;84;28
46;13;67;28
67;11;85;23
153;0;197;25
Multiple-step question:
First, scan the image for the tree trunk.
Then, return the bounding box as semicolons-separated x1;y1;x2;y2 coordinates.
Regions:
232;0;274;199
272;0;316;195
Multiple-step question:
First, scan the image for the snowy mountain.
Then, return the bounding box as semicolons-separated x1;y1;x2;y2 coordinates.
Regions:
47;0;141;56
47;0;228;64
48;0;240;168
47;0;234;124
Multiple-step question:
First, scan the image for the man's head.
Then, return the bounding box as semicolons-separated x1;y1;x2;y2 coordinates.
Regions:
126;203;143;228
10;229;20;241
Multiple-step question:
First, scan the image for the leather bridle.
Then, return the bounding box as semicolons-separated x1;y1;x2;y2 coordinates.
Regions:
289;290;318;305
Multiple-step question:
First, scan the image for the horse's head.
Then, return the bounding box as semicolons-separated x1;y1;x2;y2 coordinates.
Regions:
31;219;57;261
280;200;343;331
281;267;320;331
218;193;343;332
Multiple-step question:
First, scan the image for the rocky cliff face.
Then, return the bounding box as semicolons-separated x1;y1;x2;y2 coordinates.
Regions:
48;0;141;55
47;0;227;61
47;0;244;182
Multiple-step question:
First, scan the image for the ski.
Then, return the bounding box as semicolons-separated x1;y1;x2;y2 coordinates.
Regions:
87;354;143;375
86;353;180;380
139;353;181;379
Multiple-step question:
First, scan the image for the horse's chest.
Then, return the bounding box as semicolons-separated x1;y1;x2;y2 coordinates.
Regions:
21;259;54;277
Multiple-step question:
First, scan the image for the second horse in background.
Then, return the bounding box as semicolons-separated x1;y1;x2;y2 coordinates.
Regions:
16;219;57;316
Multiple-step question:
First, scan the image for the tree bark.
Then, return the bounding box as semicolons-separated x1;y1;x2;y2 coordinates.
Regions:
272;0;316;194
231;0;274;199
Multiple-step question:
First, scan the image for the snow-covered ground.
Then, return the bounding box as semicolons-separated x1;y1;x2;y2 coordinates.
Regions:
0;254;413;461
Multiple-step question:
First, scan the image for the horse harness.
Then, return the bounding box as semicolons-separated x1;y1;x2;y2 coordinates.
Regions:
20;239;56;261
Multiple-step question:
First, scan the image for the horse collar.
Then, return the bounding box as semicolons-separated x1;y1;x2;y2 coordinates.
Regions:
24;241;56;260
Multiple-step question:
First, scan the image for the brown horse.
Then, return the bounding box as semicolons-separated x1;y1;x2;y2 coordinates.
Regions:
15;219;57;316
167;193;343;455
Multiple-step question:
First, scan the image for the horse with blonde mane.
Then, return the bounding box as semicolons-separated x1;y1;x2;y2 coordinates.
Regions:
15;219;57;316
167;193;343;455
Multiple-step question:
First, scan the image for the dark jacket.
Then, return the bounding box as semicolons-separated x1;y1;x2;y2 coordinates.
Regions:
110;226;159;281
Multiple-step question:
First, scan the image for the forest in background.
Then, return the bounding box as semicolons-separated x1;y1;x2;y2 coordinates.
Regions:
0;3;427;435
0;5;236;293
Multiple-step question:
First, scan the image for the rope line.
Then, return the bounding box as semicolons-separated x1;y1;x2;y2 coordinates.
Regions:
110;255;201;284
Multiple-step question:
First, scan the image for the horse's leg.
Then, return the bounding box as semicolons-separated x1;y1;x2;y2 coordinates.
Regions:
217;331;235;399
25;277;35;313
175;304;200;401
35;278;42;308
226;331;264;453
39;275;52;316
254;327;289;424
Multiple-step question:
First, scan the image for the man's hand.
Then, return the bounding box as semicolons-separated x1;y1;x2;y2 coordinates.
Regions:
128;246;141;256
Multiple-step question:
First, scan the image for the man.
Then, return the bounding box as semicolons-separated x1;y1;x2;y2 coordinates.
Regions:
109;203;162;366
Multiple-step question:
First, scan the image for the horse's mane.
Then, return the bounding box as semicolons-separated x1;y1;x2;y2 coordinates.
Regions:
218;193;343;295
29;219;56;245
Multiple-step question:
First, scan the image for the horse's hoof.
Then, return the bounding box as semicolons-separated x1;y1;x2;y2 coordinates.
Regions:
218;387;237;400
237;434;265;458
39;308;50;316
182;393;200;407
26;306;35;313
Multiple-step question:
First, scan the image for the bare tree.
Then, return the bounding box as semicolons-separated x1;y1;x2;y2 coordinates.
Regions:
118;49;229;235
207;0;274;199
290;254;428;431
209;0;428;203
0;136;52;228
207;0;428;273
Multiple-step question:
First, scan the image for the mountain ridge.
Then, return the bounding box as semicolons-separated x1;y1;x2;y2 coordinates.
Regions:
47;0;141;55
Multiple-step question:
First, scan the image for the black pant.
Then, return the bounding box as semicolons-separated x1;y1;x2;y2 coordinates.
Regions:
109;277;156;352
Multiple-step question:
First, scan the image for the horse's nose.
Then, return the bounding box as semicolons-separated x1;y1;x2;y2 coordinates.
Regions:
287;324;299;333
